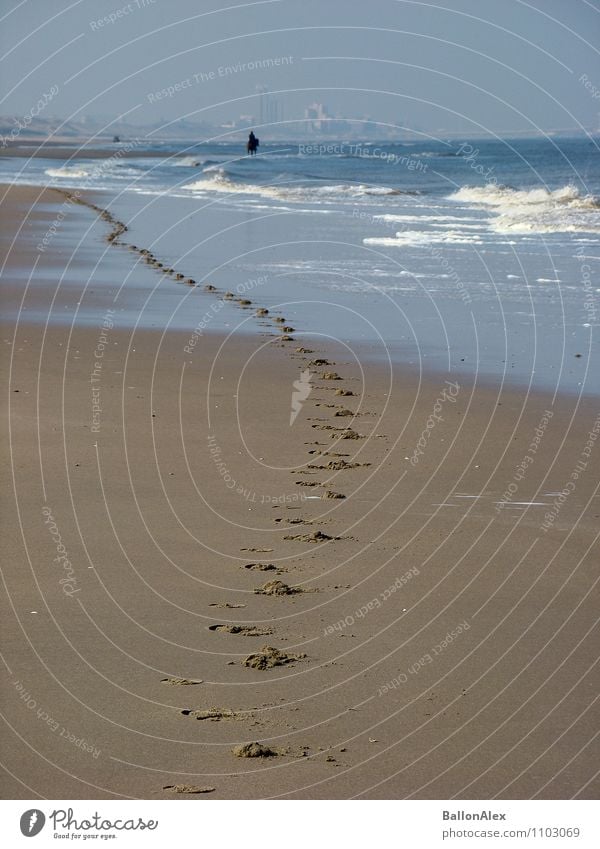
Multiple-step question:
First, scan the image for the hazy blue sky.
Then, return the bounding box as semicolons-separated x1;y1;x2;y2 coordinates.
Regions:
1;0;599;136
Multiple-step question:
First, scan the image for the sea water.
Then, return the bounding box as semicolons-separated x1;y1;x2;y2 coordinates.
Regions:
2;136;598;394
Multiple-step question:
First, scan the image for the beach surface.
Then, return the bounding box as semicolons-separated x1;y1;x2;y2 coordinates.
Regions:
1;184;598;800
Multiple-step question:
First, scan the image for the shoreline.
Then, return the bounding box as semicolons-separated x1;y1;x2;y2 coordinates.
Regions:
1;181;597;403
1;184;599;800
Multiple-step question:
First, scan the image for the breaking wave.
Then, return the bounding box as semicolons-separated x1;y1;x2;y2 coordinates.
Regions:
449;183;600;233
184;169;418;201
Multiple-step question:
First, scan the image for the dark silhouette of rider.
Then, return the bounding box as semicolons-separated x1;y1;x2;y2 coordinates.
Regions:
247;131;259;155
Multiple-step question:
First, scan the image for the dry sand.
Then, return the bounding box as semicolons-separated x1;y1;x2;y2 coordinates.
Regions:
1;184;598;800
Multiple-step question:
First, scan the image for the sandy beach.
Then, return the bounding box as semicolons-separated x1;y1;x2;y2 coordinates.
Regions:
1;183;598;800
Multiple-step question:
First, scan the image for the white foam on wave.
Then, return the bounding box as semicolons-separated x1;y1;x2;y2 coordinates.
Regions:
374;213;478;224
45;167;90;179
363;229;485;247
185;170;412;202
450;183;600;234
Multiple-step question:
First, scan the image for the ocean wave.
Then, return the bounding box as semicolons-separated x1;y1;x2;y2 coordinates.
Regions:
184;170;417;201
375;213;481;224
173;156;218;167
449;183;600;234
45;166;91;179
450;184;600;209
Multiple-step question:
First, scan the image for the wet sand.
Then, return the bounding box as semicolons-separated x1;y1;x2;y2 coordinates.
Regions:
1;184;598;800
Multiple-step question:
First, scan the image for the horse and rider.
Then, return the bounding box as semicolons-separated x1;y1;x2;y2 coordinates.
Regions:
247;130;259;155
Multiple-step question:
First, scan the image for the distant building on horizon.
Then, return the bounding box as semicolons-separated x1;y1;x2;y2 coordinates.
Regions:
257;86;282;127
304;102;332;132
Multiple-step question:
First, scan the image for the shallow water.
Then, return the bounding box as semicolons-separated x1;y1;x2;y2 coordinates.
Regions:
3;136;599;395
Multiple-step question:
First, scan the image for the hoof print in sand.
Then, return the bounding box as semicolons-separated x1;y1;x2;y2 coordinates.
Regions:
296;347;314;353
232;742;279;758
316;458;369;470
309;359;331;366
163;784;215;794
284;530;336;543
335;389;355;396
181;708;241;721
241;547;274;552
161;677;203;686
208;601;246;609
209;602;246;609
208;624;273;636
244;562;282;572
243;645;306;669
321;372;342;380
254;580;303;596
336;429;364;440
323;490;346;499
256;308;269;316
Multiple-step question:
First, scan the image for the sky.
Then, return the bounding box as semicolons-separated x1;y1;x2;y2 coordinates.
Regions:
1;0;599;136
